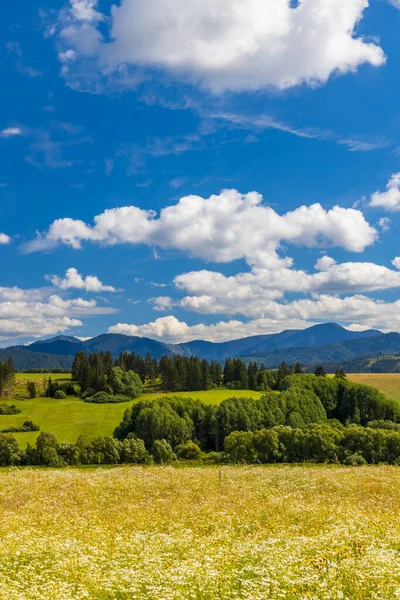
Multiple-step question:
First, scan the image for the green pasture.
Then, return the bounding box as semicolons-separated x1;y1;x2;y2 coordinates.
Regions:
1;377;263;446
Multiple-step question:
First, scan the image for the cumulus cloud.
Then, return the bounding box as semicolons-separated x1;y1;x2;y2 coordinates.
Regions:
392;257;400;270
175;260;400;318
0;127;23;138
25;189;378;269
0;234;11;245
0;286;117;341
149;296;174;312
109;292;400;343
108;315;313;343
315;256;337;271
48;267;118;292
55;0;385;93
369;173;400;211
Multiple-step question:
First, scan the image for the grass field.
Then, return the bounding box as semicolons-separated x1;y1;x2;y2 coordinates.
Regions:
347;373;400;405
1;380;263;446
3;372;400;447
0;465;400;599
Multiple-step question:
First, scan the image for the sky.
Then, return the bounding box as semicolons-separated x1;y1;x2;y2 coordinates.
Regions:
1;0;400;346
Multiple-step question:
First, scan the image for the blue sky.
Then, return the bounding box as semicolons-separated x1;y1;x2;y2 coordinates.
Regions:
1;0;400;346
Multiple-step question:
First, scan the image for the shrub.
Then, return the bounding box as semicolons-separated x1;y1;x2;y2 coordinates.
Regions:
54;390;66;400
175;440;201;460
343;454;367;466
27;381;37;399
85;392;131;404
2;421;40;434
152;439;175;464
0;434;21;466
119;438;149;464
109;367;143;398
224;431;258;464
0;403;21;415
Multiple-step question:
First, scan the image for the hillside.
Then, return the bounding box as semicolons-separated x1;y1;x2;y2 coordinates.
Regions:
1;323;399;371
243;332;400;368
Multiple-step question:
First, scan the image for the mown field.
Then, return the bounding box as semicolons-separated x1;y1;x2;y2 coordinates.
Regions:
0;375;263;446
0;465;400;599
347;373;400;405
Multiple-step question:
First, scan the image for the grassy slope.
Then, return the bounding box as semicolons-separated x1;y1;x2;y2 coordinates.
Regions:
1;466;400;599
5;372;400;447
1;376;262;446
347;373;400;405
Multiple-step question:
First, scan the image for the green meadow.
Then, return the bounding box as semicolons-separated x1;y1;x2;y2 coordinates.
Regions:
0;374;263;446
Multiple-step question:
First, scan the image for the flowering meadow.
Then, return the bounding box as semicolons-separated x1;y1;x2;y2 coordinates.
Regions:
0;465;400;599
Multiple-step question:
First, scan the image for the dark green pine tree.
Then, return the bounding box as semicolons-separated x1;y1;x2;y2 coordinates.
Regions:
187;357;203;391
223;358;235;385
145;353;155;381
247;362;258;390
104;350;114;378
234;359;249;390
315;365;327;377
277;361;290;386
201;359;213;390
295;362;303;374
210;360;222;387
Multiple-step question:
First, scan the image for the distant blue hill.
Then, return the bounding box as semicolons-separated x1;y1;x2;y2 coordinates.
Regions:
0;322;387;371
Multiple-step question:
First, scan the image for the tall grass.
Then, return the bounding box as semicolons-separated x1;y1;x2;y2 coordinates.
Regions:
0;465;400;598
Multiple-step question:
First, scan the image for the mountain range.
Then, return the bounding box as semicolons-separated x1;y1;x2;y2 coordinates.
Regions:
1;322;399;372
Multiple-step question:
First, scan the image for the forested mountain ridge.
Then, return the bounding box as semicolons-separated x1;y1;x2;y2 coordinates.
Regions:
0;323;397;371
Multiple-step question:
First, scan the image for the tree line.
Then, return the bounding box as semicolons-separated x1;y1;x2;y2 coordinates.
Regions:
71;347;334;394
0;372;398;467
114;374;397;451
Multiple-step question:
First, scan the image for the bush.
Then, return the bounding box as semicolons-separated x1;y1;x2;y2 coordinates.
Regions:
343;454;367;466
85;392;131;404
0;434;21;466
224;431;258;464
119;438;150;463
175;440;201;460
2;420;40;434
0;403;21;415
109;367;143;398
27;381;37;399
152;439;175;464
54;390;66;400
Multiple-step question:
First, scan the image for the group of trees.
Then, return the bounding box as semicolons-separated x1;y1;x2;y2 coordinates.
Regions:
113;374;397;452
4;420;400;467
72;352;143;401
0;431;171;467
159;356;223;391
44;378;76;399
224;423;400;465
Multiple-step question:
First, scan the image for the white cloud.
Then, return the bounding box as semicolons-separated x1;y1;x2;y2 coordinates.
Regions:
392;257;400;270
370;173;400;211
0;234;11;245
58;49;77;63
70;0;104;22
25;189;378;269
56;0;385;93
0;127;23;138
315;256;336;271
149;296;174;312
378;217;391;232
108;315;313;343
0;286;116;341
48;267;118;292
175;260;400;318
109;292;400;343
